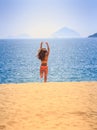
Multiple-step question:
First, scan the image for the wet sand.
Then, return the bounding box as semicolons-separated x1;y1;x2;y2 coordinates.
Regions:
0;82;97;130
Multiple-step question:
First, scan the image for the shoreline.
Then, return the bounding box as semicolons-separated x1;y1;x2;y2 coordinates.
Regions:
0;80;97;84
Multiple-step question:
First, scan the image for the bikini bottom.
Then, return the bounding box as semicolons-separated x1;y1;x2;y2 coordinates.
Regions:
40;66;48;75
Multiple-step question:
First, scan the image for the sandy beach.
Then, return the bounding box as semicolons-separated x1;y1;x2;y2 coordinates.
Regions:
0;82;97;130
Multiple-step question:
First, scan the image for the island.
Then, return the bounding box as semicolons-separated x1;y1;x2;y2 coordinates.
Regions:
88;33;97;38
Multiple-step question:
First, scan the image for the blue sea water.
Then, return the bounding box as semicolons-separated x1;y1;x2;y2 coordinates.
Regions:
0;38;97;83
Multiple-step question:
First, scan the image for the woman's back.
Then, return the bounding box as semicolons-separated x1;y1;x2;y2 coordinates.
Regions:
41;52;48;64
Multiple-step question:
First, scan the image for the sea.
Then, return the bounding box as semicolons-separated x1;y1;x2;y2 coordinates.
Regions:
0;38;97;83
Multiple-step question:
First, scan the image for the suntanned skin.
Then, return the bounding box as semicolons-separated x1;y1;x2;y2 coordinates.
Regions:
40;42;50;82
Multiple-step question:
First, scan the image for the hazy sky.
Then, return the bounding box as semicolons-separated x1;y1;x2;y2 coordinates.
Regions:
0;0;97;38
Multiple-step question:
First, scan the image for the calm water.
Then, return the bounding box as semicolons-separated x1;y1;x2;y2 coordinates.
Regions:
0;38;97;83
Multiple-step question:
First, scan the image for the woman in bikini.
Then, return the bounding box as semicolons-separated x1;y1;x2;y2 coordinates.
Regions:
37;42;50;82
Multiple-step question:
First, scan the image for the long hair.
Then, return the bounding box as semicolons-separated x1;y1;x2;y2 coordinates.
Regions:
37;48;47;61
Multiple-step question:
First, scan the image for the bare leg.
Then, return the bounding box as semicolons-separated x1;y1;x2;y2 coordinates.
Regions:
40;71;43;79
44;72;47;82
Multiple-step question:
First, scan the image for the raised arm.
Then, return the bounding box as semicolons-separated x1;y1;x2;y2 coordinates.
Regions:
40;42;43;49
45;42;50;55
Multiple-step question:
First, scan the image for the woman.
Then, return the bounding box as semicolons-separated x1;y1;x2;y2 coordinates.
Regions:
37;42;50;82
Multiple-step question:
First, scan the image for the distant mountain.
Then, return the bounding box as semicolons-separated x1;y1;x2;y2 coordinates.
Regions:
88;33;97;38
17;34;32;39
51;27;80;38
7;34;32;39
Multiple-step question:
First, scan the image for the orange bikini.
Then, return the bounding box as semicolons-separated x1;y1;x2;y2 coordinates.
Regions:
40;64;48;75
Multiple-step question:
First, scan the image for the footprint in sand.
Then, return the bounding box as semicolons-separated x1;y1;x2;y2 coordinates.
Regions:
0;125;6;130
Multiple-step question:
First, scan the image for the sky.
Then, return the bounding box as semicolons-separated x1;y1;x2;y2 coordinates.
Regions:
0;0;97;38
